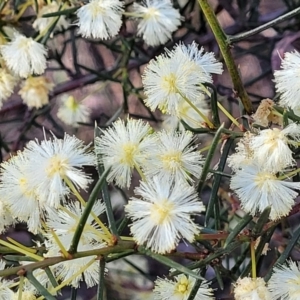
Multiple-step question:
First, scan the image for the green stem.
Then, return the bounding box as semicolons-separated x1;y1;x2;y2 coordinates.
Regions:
176;89;215;128
198;0;253;114
197;123;224;193
68;168;111;254
251;241;256;279
95;126;119;237
96;258;106;300
278;168;300;180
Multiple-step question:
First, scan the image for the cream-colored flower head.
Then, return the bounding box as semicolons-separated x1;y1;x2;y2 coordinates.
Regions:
125;176;204;254
274;50;300;110
142;49;209;114
233;277;271;300
76;0;124;39
0;260;14;299
23;133;95;208
95;118;156;188
44;201;107;288
268;260;300;300
0;32;47;78
33;1;69;34
45;200;106;245
0;68;18;108
0;200;14;234
57;94;90;127
250;123;300;173
0;152;45;233
144;130;203;183
19;76;54;109
153;272;214;300
132;0;181;46
230;162;300;220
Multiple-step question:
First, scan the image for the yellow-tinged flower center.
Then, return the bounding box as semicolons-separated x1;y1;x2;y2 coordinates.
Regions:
265;128;287;149
144;7;160;20
254;172;276;188
65;96;79;111
46;155;69;177
89;2;105;17
160;151;182;171
16;36;34;54
175;276;190;295
150;198;174;225
120;143;138;166
161;73;177;94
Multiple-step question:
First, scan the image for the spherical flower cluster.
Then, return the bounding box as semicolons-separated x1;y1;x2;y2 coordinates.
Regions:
144;130;203;183
229;124;300;220
19;76;54;109
95;118;156;188
57;94;90;127
125;176;204;254
142;42;223;114
132;0;181;46
0;32;47;78
153;272;214;299
233;277;271;300
0;133;95;233
230;162;300;220
274;50;300;110
268;260;300;300
33;1;69;34
76;0;124;39
0;68;18;107
44;201;107;288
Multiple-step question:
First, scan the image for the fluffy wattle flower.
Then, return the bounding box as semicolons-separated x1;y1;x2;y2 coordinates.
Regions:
45;200;107;245
0;260;14;300
250;124;300;173
95;118;156;188
125;176;204;254
268;260;300;300
45;201;107;288
0;68;18;107
57;94;90;127
0;33;47;78
132;0;181;46
274;50;300;110
23;133;95;208
33;1;69;34
142;49;208;113
153;272;214;300
0;152;44;233
230;163;300;220
233;277;271;300
144;130;203;183
76;0;124;39
19;76;54;109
